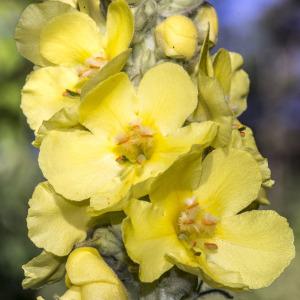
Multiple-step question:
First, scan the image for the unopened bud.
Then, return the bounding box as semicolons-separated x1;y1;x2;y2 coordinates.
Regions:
195;2;219;47
155;15;198;59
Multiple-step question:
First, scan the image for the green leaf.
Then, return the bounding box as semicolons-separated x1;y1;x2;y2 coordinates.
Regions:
33;103;83;148
22;251;66;289
81;49;132;98
213;48;232;97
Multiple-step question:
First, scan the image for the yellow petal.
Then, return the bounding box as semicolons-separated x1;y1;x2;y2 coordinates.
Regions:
105;0;134;59
229;52;250;117
60;286;82;300
123;199;190;282
229;123;274;188
40;12;103;66
66;247;121;285
79;72;138;138
78;0;106;31
135;121;217;194
15;1;75;65
195;148;262;217
27;182;91;256
90;167;135;214
39;129;121;201
137;63;198;135
21;66;79;132
203;210;295;289
81;282;128;300
148;146;206;214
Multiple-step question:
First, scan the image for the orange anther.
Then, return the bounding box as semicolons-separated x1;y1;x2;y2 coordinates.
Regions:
204;242;218;250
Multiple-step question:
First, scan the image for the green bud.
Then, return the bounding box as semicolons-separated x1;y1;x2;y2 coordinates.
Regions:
133;0;158;33
194;2;219;47
158;0;204;17
22;251;66;289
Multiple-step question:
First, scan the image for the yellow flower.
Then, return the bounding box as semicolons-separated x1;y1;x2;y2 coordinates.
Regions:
60;247;128;300
16;0;133;68
17;0;133;132
38;62;217;214
155;15;198;59
123;148;295;289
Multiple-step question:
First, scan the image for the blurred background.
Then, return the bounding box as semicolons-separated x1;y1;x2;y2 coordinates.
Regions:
0;0;299;299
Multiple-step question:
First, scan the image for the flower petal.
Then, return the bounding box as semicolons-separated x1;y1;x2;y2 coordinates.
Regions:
195;148;262;217
229;52;250;117
40;12;103;66
90;167;135;214
27;182;91;256
15;1;75;65
137;63;198;135
79;72;138;138
203;210;295;289
60;286;82;300
21;66;79;131
78;0;106;30
229;123;274;188
123;199;190;282
39;129;121;201
135;121;217;194
105;0;134;59
66;247;121;285
81;282;128;300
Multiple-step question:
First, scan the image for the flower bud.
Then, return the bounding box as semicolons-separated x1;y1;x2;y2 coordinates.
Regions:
194;2;219;47
155;15;198;59
60;247;128;300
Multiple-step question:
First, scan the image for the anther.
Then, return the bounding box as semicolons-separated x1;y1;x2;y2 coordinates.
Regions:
204;242;218;250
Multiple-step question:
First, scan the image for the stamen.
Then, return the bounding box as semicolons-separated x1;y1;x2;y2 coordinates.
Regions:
115;122;155;164
116;156;127;163
185;196;197;207
137;154;146;164
202;213;218;226
116;133;130;145
204;242;218;250
63;89;80;97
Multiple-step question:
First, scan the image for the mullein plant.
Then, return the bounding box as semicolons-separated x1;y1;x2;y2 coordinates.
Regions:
16;0;295;299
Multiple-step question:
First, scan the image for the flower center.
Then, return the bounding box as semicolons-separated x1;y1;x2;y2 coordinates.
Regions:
177;196;219;256
115;121;155;165
78;51;108;79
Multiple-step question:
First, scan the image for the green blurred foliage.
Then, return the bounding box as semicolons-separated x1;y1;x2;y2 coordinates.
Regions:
0;0;42;299
0;0;299;299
